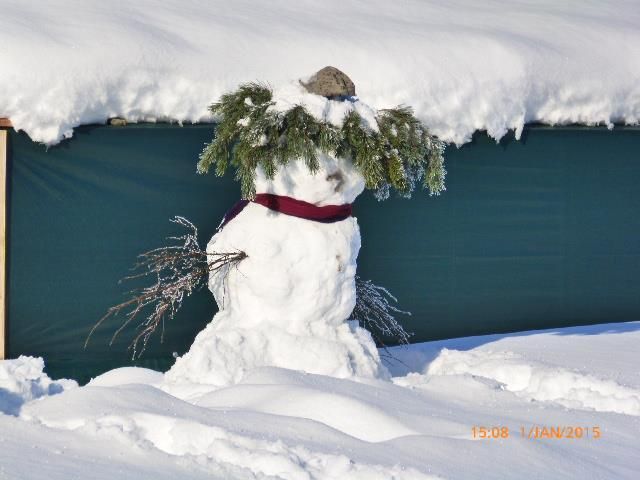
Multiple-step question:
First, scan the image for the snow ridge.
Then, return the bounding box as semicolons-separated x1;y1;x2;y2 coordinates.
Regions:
426;348;640;416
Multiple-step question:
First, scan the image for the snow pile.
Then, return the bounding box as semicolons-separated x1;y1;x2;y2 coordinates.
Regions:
20;373;437;480
164;153;387;392
0;356;77;415
87;366;164;388
1;0;639;145
2;322;640;479
195;368;417;442
425;348;640;416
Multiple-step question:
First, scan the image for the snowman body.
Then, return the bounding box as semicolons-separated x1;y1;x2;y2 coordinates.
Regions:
165;152;388;388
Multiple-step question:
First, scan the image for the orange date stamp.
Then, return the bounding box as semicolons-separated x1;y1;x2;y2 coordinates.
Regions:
471;425;601;440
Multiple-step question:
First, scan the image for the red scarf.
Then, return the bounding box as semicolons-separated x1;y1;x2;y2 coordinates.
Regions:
219;193;352;230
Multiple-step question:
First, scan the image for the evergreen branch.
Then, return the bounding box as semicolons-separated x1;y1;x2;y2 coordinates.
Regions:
198;83;447;200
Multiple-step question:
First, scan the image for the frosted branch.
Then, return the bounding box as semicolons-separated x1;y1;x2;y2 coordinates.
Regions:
85;216;247;359
351;275;413;346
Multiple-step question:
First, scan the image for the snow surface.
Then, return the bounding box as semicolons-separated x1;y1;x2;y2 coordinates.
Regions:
1;322;639;479
1;0;639;145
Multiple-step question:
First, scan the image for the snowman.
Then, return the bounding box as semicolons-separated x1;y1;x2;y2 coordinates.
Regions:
163;68;445;390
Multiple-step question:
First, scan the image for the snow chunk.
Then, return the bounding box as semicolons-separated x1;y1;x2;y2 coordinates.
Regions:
0;356;77;415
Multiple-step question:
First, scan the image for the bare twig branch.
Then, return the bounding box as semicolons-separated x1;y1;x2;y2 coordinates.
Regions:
351;275;413;347
85;216;247;359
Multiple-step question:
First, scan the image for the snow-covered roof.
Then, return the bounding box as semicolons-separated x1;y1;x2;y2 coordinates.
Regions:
1;0;639;146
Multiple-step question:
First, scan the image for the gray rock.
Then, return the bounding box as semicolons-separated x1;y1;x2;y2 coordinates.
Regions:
108;117;127;126
301;67;356;99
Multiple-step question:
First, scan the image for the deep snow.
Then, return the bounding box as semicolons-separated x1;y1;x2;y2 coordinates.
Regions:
1;0;639;145
2;322;639;479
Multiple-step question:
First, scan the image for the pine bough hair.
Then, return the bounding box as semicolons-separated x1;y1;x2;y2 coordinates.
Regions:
197;83;446;201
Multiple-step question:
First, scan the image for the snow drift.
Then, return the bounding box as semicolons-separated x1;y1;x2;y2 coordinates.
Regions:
1;0;639;145
2;322;639;479
425;348;640;416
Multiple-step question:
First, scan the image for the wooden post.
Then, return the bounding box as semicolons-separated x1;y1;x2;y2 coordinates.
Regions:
0;129;6;359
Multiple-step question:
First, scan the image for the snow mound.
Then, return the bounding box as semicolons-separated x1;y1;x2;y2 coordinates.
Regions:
425;348;640;416
0;356;77;415
196;367;417;442
87;367;164;388
117;414;433;480
21;382;438;480
1;1;639;145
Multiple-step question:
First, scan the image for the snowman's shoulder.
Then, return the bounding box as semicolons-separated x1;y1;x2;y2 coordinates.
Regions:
206;203;268;250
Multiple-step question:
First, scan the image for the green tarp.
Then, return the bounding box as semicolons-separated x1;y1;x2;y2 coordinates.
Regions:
7;125;640;383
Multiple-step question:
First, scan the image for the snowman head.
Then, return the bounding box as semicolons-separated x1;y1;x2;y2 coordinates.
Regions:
254;151;365;206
